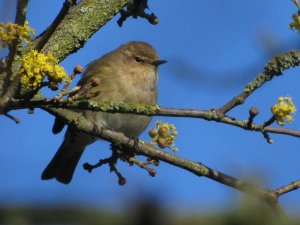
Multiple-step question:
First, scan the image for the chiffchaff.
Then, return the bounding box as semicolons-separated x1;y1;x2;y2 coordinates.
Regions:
41;41;166;184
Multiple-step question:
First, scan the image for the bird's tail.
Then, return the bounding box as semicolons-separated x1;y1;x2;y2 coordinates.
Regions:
41;130;93;184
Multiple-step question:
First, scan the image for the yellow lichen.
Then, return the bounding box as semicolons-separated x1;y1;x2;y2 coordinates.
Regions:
271;97;296;126
19;50;70;89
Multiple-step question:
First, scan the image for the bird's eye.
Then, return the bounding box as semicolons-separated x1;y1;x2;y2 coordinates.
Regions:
135;56;143;63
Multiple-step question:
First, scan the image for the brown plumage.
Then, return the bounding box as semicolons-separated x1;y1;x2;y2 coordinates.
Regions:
42;41;166;184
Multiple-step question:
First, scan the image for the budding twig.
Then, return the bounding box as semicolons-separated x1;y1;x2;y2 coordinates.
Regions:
247;106;259;128
128;156;157;177
83;150;127;186
4;113;21;123
262;131;273;144
117;0;158;27
54;65;83;101
274;179;300;197
263;116;276;128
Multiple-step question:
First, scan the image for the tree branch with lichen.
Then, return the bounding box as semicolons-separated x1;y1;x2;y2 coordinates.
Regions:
218;50;300;114
33;0;77;51
41;105;291;224
0;0;30;113
0;0;131;113
7;98;300;140
1;1;300;223
36;0;132;61
3;46;298;222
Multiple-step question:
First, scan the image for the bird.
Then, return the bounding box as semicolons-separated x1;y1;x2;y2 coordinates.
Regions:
41;41;167;184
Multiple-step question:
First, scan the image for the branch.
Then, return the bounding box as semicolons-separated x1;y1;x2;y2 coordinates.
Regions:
8;99;300;138
8;0;29;66
40;106;297;222
0;0;30;112
37;0;131;61
0;0;131;113
33;0;77;51
218;50;300;114
274;179;300;197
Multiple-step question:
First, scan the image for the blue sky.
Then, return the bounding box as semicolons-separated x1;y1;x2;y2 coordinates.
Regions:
1;0;300;213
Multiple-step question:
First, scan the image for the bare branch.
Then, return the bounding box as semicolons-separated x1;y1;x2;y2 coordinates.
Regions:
274;179;300;197
4;112;21;123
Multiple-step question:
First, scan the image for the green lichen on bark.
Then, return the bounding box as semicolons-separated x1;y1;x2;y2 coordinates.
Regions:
244;50;300;93
243;72;269;93
41;0;131;62
77;100;160;115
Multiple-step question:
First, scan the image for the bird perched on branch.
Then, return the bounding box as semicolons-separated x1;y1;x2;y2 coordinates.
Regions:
41;41;167;184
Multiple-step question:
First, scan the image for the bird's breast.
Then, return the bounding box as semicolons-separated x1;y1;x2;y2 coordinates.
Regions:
121;67;158;105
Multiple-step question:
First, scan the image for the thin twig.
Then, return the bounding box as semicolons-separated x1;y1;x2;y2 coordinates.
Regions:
128;157;156;176
54;65;83;101
218;50;300;114
247;106;259;128
83;147;127;185
274;179;300;197
263;116;276;128
4;113;21;123
262;132;273;144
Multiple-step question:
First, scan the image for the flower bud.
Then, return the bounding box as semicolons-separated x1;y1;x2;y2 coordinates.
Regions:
74;65;83;74
249;106;259;117
158;126;168;138
148;128;158;138
157;137;168;148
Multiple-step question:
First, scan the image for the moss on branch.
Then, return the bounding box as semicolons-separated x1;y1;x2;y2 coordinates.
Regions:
40;0;132;61
244;50;300;93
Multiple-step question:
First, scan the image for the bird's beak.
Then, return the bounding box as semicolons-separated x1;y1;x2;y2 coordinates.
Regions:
151;59;167;66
